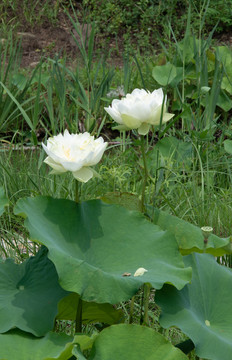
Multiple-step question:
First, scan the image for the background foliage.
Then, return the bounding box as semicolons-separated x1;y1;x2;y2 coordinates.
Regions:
0;0;232;359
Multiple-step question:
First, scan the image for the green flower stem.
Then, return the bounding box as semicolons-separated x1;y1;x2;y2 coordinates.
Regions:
129;296;135;324
74;179;82;333
140;285;144;325
75;296;83;333
122;130;126;152
143;283;151;326
53;175;57;195
140;135;148;213
75;179;79;203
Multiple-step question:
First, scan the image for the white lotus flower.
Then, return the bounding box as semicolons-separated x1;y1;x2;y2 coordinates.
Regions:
104;88;174;135
134;267;148;277
42;130;107;183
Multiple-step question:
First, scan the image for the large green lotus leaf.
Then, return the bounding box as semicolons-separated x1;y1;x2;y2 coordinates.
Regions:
57;293;124;324
88;324;188;360
0;187;8;216
217;46;232;70
72;345;87;360
152;63;183;87
217;91;232;111
0;329;74;360
221;76;232;95
177;37;201;64
152;208;230;255
156;253;232;360
14;196;191;304
146;137;192;174
224;139;232;155
72;333;98;358
74;334;96;352
0;247;69;336
156;136;192;164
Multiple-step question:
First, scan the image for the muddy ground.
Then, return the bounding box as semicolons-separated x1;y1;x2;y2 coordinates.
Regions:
2;3;232;69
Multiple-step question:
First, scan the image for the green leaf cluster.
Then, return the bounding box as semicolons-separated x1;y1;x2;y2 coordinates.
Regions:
0;195;231;359
152;44;232;117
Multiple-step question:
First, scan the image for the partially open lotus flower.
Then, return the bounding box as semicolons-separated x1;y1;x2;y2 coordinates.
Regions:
42;130;107;183
104;88;174;135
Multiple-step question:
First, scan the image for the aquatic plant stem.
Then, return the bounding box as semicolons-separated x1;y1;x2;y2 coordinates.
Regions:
123;130;126;152
140;285;144;325
143;283;151;326
129;296;135;324
75;296;83;333
140;135;148;213
74;179;82;333
75;179;79;203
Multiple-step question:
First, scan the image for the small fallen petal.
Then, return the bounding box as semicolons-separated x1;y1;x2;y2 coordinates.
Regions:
122;272;131;277
134;267;148;277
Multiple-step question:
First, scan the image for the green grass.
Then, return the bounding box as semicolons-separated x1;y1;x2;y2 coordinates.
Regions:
1;135;232;252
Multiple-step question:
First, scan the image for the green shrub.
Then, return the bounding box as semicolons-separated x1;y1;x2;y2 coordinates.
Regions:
82;0;232;52
82;0;189;51
203;0;232;33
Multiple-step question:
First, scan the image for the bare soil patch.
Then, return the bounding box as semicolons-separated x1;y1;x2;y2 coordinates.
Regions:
15;12;82;68
2;3;232;69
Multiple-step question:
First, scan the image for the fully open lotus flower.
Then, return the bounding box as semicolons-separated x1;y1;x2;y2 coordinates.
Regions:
42;130;107;183
104;88;174;135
